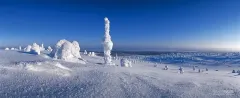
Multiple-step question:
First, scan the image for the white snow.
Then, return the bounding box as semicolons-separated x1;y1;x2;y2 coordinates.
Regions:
0;50;240;98
0;50;240;97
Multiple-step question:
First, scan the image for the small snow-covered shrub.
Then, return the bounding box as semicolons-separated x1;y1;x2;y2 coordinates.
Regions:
31;43;41;55
88;52;96;56
10;48;15;50
4;48;9;50
40;44;45;51
47;46;53;52
179;67;184;74
120;59;132;67
232;70;236;73
84;50;87;55
24;45;32;52
19;46;22;51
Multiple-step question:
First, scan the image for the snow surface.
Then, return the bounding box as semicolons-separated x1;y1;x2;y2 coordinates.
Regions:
0;50;240;98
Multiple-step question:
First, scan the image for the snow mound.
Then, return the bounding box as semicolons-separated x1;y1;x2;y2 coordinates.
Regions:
51;39;84;63
121;59;132;67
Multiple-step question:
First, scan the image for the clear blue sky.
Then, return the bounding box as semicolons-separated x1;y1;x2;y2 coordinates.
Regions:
0;0;240;51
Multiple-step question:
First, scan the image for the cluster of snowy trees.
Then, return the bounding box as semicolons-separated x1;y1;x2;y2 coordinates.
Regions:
50;39;81;61
22;43;47;55
120;59;132;67
232;70;240;75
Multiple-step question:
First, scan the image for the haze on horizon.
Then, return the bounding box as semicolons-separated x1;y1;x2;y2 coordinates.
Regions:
0;0;240;51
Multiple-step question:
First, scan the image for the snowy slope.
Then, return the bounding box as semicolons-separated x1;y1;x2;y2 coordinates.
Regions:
0;50;240;98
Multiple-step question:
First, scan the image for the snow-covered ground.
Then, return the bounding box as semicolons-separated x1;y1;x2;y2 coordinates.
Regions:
0;50;240;98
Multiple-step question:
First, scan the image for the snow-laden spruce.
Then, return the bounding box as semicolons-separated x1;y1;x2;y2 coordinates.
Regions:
24;45;32;52
84;50;87;55
5;48;9;50
47;46;53;52
40;43;45;51
120;58;132;67
50;39;84;63
19;46;22;51
10;48;15;50
102;17;114;65
88;52;96;56
31;43;41;55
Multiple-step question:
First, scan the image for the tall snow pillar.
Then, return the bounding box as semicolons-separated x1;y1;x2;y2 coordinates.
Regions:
102;17;114;65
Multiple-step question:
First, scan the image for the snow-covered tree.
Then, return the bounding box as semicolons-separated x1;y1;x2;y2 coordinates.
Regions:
24;45;32;52
179;67;184;74
232;70;236;73
120;58;132;67
198;69;201;73
50;39;82;61
10;48;15;50
164;65;168;70
84;50;87;55
102;17;114;65
19;46;22;51
31;43;41;55
4;48;9;50
40;43;45;51
47;46;53;52
193;66;195;71
72;41;81;58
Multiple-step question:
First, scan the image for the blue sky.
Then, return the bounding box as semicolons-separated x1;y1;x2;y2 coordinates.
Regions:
0;0;240;51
